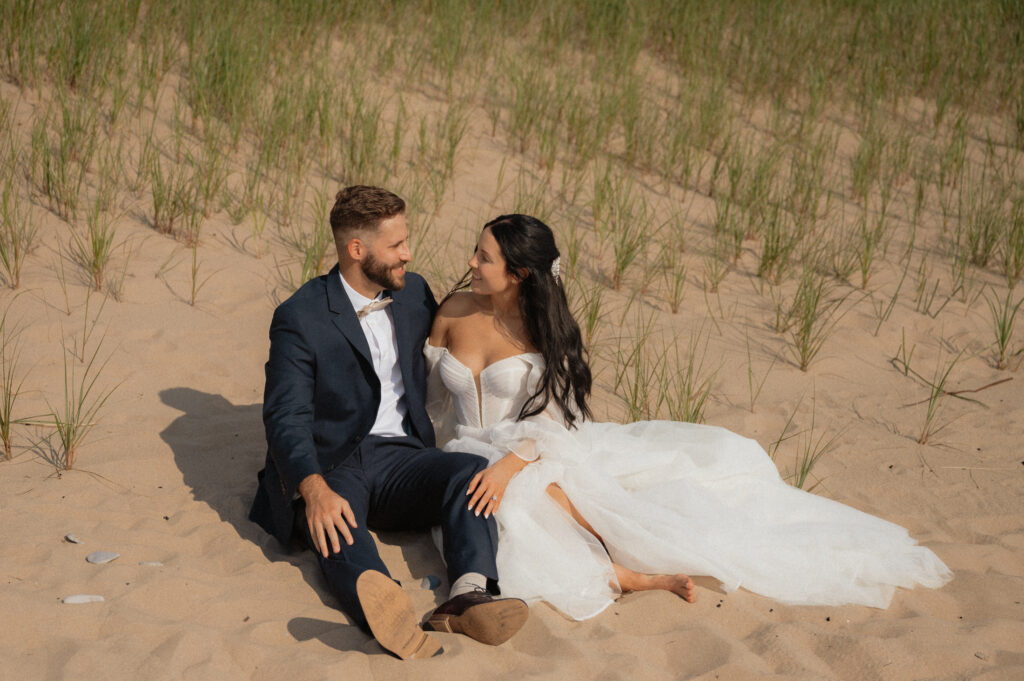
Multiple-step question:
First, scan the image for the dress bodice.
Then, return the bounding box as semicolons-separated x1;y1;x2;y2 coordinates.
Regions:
428;343;544;429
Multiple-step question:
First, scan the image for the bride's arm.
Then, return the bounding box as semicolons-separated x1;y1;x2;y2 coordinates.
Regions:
427;297;450;349
424;303;454;445
423;343;451;416
466;385;572;517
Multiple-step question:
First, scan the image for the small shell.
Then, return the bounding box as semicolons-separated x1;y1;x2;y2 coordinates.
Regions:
63;594;104;604
64;533;83;544
85;551;120;564
420;575;441;590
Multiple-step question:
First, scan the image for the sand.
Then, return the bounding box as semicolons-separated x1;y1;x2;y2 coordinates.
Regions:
1;71;1023;681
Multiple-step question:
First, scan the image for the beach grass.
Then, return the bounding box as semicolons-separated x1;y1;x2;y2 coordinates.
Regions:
49;332;118;471
985;289;1023;370
69;200;118;292
661;329;716;425
0;301;29;460
0;179;38;289
613;309;662;421
746;334;776;414
0;0;1021;477
789;397;842;491
916;348;966;446
871;257;912;336
787;266;848;371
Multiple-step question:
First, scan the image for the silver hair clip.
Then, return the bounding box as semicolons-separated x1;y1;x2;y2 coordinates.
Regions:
551;256;561;279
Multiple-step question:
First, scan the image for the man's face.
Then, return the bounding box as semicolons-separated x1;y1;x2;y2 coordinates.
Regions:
361;213;411;291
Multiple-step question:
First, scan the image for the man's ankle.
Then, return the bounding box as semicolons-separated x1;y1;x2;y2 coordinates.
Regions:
449;572;488;599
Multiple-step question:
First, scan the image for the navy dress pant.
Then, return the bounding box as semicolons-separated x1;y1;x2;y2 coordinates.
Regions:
297;434;499;630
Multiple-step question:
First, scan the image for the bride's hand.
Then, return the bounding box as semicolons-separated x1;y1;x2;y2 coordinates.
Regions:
466;452;529;518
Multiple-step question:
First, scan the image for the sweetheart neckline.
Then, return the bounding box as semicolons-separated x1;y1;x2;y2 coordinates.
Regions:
427;342;540;427
426;342;541;381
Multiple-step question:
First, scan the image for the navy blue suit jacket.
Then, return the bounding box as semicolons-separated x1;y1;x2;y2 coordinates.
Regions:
249;265;438;545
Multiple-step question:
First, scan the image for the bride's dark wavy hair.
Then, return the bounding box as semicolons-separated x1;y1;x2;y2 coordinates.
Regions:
444;214;592;428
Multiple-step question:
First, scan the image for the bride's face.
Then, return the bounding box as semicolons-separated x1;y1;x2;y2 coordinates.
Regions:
468;227;519;296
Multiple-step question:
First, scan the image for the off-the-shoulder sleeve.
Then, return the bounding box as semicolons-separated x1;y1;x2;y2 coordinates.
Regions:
424;342;457;446
490;402;579;465
502;386;567;463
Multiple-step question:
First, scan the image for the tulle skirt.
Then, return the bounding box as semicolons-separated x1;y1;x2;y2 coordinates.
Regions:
443;419;952;620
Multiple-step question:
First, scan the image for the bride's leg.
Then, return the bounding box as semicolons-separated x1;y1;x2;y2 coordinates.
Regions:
545;483;696;603
545;482;603;542
613;564;696;603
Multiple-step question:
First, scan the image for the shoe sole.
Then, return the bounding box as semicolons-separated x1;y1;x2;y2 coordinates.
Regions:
426;598;529;646
356;570;443;660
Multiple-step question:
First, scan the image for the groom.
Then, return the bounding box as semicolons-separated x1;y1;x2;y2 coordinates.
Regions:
249;185;527;658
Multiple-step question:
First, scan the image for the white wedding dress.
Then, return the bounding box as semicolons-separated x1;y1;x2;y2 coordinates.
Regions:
424;343;952;620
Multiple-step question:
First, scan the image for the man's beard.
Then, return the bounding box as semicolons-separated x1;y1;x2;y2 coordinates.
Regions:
362;252;406;291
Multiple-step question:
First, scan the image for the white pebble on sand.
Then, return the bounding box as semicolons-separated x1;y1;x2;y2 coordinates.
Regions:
63;595;104;604
86;551;120;564
64;533;82;544
138;561;163;567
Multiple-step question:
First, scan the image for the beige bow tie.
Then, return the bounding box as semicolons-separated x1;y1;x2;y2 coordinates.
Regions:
357;297;393;318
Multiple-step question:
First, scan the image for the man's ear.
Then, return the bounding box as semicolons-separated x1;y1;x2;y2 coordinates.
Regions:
346;238;364;261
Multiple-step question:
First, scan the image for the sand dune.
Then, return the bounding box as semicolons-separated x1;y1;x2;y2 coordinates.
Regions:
1;36;1023;681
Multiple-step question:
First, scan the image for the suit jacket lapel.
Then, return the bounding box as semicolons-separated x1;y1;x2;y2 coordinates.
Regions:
388;290;417;389
389;288;430;428
326;265;372;366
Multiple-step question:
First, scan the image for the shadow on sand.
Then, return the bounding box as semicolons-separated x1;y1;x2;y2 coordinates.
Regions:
158;387;447;650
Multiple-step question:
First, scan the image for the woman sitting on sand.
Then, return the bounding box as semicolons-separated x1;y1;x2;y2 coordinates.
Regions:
425;214;952;621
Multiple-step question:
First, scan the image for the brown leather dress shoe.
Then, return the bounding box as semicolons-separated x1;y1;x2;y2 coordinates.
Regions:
426;589;528;645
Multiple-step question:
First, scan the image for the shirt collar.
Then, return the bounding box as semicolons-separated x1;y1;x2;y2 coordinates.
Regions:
339;271;385;312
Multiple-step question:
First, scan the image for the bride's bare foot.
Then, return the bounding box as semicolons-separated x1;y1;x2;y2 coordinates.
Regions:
648;573;696;603
615;565;696;603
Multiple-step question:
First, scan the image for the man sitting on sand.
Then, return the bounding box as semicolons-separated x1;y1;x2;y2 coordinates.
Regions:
249;185;527;658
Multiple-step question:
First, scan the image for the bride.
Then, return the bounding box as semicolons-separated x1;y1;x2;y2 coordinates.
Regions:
424;214;951;621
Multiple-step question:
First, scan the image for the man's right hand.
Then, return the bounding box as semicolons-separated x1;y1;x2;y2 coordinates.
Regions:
298;474;358;557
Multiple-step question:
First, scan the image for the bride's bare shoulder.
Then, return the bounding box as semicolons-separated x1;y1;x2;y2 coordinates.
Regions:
430;291;483;346
436;290;484;319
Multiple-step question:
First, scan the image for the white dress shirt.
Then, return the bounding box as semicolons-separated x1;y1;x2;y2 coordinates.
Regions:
339;272;409;437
